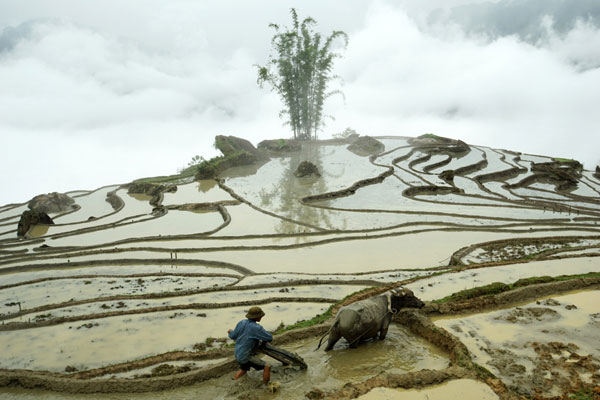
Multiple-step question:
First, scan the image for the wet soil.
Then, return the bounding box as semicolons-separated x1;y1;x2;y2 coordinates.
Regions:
435;289;600;398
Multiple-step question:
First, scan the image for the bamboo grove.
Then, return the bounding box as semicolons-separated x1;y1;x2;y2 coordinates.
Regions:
257;9;348;141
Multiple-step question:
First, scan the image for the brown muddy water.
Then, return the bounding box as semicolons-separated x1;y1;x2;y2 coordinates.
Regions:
0;325;448;400
356;378;499;400
0;303;331;371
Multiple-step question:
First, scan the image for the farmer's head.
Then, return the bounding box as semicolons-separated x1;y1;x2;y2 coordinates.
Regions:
246;306;265;321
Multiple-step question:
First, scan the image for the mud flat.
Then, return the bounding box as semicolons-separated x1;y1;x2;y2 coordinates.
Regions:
435;289;600;398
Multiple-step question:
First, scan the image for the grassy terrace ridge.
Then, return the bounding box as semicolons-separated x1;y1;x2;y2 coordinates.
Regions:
433;272;600;304
553;157;577;163
133;165;198;185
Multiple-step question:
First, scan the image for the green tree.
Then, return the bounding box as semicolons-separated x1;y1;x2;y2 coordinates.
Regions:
257;9;348;141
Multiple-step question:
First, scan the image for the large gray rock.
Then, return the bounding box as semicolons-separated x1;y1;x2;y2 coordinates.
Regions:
214;135;266;159
347;136;385;156
17;210;54;237
28;192;75;214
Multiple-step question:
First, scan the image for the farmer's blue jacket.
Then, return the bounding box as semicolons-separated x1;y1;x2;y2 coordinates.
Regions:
228;319;273;363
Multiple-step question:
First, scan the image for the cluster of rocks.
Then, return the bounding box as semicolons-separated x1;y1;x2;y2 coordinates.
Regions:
127;182;177;206
294;161;321;178
17;192;78;237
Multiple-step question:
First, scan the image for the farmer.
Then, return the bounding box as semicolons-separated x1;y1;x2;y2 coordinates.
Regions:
228;306;273;384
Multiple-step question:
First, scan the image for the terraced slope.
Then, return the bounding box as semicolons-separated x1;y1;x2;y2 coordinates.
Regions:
0;135;599;399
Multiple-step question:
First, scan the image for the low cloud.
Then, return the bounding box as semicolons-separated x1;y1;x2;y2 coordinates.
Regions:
0;0;599;205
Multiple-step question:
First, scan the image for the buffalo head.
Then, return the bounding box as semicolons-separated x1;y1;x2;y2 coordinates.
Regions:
390;287;425;311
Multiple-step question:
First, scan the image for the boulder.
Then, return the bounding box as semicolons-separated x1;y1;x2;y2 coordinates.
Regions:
17;210;54;237
28;192;75;214
347;136;385;156
214;135;266;159
439;170;455;183
294;161;320;178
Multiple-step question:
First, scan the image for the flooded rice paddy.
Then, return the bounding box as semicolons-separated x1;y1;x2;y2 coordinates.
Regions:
1;135;599;399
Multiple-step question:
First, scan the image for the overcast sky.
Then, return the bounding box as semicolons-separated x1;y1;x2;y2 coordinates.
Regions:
1;0;599;205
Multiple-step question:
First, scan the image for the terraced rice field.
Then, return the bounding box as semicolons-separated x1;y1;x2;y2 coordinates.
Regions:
1;135;599;399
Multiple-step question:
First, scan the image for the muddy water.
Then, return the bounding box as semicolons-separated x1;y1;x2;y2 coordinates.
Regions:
27;224;49;238
320;177;585;221
434;289;600;396
48;209;225;247
214;204;317;236
161;181;234;206
224;144;388;224
0;302;330;371
407;256;600;301
10;285;365;321
483;181;522;200
54;186;119;224
38;189;154;237
0;326;448;400
195;230;599;274
237;270;432;286
0;265;241;286
0;275;238;314
357;379;499;400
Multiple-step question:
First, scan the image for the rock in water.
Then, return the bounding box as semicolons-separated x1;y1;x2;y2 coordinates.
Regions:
214;135;266;160
17;210;54;237
28;192;74;213
346;136;385;156
294;161;320;178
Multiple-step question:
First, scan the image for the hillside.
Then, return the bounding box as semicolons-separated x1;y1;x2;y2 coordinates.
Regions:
0;135;599;399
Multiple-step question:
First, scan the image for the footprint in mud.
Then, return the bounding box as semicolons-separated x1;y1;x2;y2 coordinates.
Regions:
495;307;560;324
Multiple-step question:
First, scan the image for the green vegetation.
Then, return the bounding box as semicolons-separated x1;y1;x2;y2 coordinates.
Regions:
419;133;441;140
133;166;197;186
434;282;510;303
257;8;348;141
568;389;598;400
434;272;600;304
554;157;576;163
274;307;332;335
195;151;256;179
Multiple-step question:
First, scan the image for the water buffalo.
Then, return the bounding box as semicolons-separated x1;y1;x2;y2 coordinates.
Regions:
317;287;424;351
